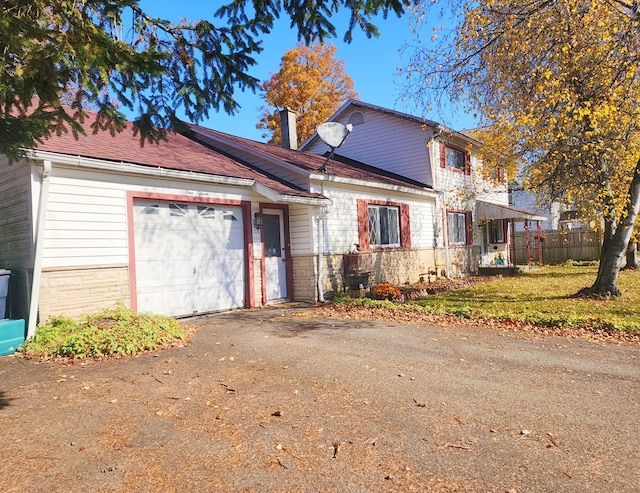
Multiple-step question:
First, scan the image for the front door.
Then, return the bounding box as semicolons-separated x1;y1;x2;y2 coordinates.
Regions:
481;223;490;266
262;209;288;301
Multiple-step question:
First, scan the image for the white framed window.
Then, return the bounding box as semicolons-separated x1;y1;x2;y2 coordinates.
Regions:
440;143;471;175
446;147;465;171
448;211;472;245
368;205;400;247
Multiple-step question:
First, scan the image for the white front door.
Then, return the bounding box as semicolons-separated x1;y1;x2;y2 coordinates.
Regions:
262;209;288;301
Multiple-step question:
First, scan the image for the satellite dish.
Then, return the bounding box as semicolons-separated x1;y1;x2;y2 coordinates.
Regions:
317;122;353;148
316;122;353;173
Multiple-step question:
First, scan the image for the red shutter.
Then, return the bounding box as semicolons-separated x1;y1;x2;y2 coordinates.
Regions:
400;203;411;248
440;142;447;168
465;211;473;245
464;151;471;175
356;199;370;250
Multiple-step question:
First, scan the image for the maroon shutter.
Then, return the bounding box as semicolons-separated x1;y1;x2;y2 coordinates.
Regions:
465;211;473;245
400;204;411;248
356;199;370;250
440;142;447;168
464;151;471;175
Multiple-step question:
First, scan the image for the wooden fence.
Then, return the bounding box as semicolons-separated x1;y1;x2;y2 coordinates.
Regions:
513;229;601;265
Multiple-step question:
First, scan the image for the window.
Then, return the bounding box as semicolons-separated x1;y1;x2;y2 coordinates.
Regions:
169;203;188;217
139;204;159;215
440;143;470;175
357;200;411;250
197;205;216;219
447;211;472;245
446;148;465;171
489;219;505;243
368;205;400;247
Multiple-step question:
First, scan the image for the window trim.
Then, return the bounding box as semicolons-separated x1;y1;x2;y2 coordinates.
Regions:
357;199;411;250
446;209;473;246
440;142;471;175
368;204;401;248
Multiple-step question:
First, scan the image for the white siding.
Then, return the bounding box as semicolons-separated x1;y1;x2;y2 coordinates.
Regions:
318;183;436;254
288;204;313;255
306;109;435;186
0;158;34;320
41;165;263;269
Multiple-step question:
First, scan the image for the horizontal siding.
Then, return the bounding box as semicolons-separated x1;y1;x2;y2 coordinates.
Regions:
0;158;33;268
41;165;263;269
289;205;312;255
307;109;434;186
321;183;435;254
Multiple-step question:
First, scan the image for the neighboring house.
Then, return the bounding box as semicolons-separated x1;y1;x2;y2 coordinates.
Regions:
509;187;560;231
509;187;587;232
300;100;545;274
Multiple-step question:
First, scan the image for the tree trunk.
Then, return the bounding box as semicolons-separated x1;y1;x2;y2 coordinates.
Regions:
592;158;640;296
624;241;639;270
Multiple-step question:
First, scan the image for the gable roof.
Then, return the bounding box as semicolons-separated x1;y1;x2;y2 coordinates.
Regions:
29;111;324;202
300;99;482;149
187;124;434;194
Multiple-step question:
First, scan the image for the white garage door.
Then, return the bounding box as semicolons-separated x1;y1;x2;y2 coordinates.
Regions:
133;199;245;316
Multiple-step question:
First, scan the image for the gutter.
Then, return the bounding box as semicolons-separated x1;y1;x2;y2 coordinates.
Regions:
28;150;256;188
27;160;51;339
309;173;439;199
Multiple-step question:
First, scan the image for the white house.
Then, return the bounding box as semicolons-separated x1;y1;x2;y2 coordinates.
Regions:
0;100;544;336
301;100;545;273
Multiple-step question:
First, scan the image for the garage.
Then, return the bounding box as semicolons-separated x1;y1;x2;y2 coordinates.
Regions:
132;199;246;316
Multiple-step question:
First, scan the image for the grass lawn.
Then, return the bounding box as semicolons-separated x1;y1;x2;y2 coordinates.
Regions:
340;265;640;333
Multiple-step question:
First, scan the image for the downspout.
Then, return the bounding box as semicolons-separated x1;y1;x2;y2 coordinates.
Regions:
316;205;331;302
429;126;450;278
27;160;51;339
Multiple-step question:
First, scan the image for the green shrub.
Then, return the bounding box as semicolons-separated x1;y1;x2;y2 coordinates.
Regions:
20;305;185;359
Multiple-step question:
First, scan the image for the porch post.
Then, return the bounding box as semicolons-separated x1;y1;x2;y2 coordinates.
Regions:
509;219;516;266
536;220;543;265
524;220;531;269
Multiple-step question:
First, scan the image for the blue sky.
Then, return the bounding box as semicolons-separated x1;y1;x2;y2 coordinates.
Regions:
138;1;475;142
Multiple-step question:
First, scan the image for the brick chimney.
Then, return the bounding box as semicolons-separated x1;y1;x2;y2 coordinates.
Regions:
279;107;298;150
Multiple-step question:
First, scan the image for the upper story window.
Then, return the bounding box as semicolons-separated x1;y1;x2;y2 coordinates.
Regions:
440;143;471;175
368;205;400;248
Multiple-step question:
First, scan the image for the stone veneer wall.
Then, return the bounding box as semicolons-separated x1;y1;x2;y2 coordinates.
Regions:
291;254;317;303
291;248;471;302
38;265;130;322
253;260;263;307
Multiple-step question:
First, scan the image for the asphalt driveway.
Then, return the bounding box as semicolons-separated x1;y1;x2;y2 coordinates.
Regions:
0;304;638;492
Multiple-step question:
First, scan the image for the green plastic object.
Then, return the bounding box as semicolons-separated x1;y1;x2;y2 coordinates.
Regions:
0;319;25;356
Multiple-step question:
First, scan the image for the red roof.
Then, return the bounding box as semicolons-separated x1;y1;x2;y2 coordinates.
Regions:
188;125;433;191
33;112;323;199
33;110;431;196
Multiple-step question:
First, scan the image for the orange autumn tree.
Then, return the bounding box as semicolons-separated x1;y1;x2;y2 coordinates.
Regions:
257;42;358;145
404;0;640;297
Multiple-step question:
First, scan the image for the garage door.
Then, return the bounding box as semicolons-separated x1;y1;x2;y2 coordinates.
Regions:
133;199;245;316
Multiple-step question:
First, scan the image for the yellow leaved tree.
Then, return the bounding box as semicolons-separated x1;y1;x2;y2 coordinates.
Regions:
257;42;358;145
404;0;640;296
